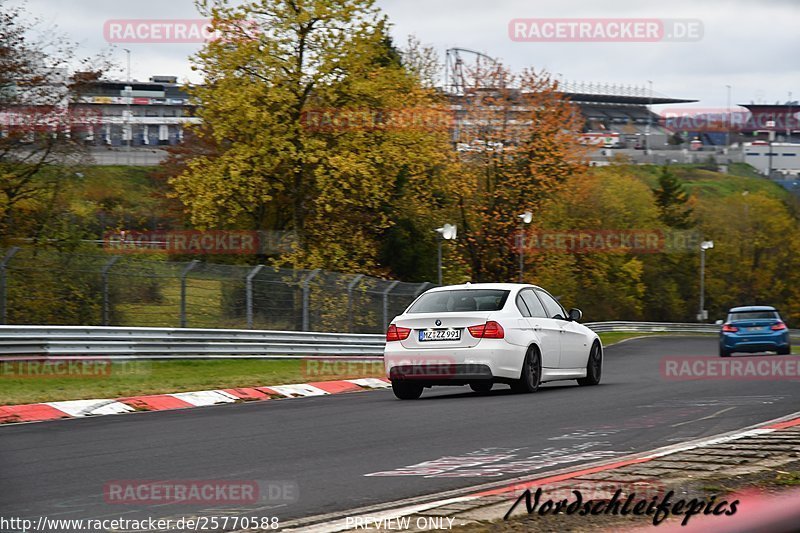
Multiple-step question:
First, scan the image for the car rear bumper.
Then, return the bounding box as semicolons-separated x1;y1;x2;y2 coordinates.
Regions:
721;331;790;352
384;341;520;382
389;364;493;383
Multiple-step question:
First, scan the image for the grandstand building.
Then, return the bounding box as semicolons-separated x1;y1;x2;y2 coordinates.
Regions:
70;76;200;147
3;70;698;163
559;85;695;148
64;75;695;151
448;82;697;150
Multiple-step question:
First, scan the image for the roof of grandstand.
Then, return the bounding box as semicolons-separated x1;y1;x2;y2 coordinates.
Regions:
561;91;697;106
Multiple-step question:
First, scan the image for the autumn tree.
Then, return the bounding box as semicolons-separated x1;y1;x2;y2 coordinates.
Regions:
699;191;800;323
399;35;440;88
170;0;454;273
452;66;586;282
527;167;658;319
0;1;109;241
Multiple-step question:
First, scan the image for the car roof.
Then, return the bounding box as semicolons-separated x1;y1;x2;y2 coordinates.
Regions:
426;283;541;292
728;306;777;313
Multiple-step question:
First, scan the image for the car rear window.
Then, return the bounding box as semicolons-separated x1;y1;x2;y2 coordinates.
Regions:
407;289;510;313
728;311;779;321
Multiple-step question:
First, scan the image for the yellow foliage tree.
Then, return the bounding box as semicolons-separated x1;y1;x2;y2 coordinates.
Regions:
170;0;454;272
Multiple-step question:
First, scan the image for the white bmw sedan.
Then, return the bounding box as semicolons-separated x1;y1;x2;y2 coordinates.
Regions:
384;283;602;399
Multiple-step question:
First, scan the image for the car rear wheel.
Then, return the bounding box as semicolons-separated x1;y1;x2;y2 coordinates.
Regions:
778;345;791;355
577;342;602;386
469;382;493;394
511;347;541;393
719;345;731;357
391;380;424;400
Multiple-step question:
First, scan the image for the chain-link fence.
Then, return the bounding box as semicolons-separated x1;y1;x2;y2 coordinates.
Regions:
0;247;433;333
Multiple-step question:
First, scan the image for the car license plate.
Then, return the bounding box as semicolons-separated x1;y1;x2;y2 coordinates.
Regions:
747;326;763;332
419;329;462;342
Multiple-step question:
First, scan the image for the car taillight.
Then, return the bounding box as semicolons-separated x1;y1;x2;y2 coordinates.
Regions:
468;321;505;339
721;324;738;332
386;324;411;342
771;322;787;331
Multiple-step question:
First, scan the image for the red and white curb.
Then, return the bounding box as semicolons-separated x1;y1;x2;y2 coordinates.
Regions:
0;377;391;425
280;411;800;532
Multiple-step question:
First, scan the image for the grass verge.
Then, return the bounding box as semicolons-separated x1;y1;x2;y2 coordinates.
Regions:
597;331;713;346
0;358;384;406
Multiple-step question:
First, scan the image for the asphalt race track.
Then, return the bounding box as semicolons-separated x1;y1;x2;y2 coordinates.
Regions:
1;336;798;527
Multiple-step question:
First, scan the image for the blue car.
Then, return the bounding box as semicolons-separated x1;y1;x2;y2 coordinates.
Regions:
719;306;791;357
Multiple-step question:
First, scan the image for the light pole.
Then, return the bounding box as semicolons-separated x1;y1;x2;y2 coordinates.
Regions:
517;211;532;282
123;84;132;164
123;48;131;82
766;120;776;177
698;240;714;322
435;223;457;285
725;84;732;147
645;80;653;153
123;49;132;163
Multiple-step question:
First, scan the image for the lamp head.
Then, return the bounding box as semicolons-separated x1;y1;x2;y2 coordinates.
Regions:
436;223;457;240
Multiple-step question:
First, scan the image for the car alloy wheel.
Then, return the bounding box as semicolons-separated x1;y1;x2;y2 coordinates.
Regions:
577;342;602;386
512;347;541;393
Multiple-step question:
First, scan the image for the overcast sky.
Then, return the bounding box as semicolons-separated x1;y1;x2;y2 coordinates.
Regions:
9;0;799;109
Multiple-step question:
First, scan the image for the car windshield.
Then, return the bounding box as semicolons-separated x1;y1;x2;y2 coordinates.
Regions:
407;289;510;313
728;311;779;321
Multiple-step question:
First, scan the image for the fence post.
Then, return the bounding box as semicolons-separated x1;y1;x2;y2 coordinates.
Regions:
246;265;265;329
301;269;321;331
382;280;400;332
0;247;20;324
414;282;431;297
180;260;200;328
346;274;365;333
101;256;120;326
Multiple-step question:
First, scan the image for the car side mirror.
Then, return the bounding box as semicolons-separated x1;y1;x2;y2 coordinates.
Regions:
568;308;582;322
714;319;723;325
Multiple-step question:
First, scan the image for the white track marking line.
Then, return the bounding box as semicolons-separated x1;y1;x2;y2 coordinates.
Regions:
267;384;329;397
670;406;737;427
171;389;239;406
46;399;135;417
347;378;391;388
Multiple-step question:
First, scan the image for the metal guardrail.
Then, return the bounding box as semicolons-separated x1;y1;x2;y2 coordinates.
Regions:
584;321;722;334
585;321;800;339
0;322;796;359
0;326;384;359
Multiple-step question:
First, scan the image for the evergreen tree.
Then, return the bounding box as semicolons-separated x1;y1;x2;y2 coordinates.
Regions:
653;167;694;229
